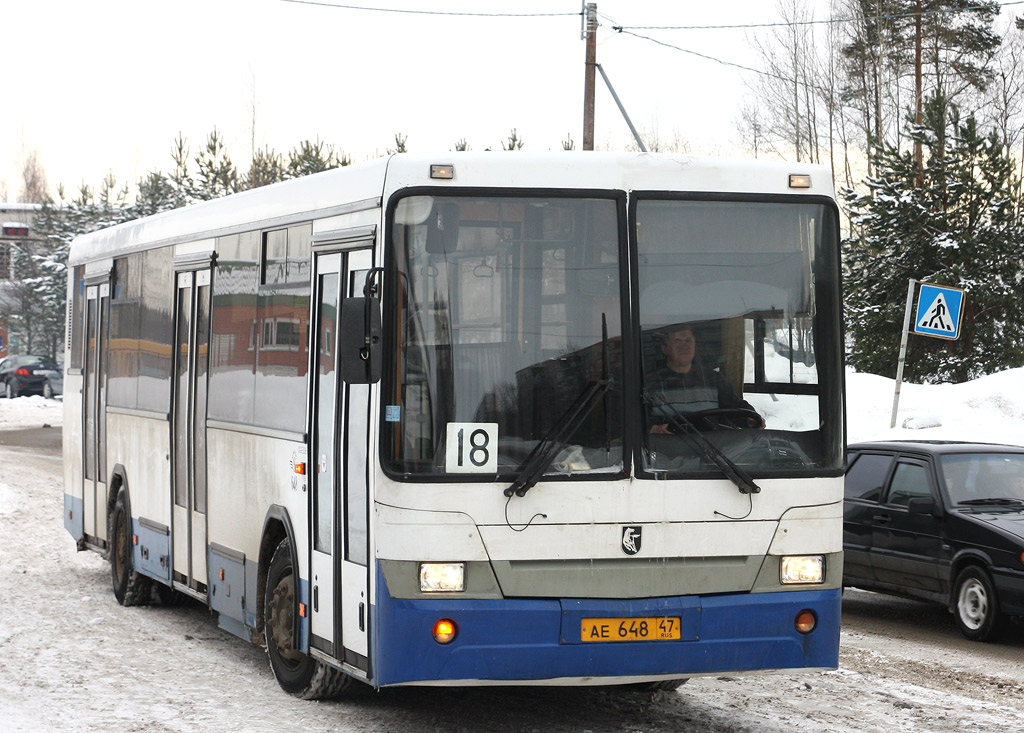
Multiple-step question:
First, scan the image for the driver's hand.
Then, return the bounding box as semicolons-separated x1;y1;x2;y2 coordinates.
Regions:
650;423;672;434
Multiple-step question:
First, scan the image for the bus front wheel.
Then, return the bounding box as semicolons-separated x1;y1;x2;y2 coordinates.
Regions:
110;488;152;606
264;539;350;699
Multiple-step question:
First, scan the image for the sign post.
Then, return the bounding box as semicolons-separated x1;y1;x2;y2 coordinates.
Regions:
890;281;965;428
890;280;917;428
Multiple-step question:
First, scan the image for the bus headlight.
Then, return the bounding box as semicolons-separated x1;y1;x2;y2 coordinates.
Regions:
419;562;466;592
780;555;824;584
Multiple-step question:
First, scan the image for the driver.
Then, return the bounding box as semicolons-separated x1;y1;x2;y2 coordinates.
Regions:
648;326;763;433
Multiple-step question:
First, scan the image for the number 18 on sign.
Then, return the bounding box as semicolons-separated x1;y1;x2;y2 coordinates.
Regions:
446;423;498;473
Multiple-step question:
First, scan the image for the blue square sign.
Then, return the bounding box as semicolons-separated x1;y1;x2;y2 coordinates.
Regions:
914;283;965;340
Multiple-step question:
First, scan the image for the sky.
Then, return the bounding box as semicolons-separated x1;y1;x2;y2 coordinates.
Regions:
1;0;834;201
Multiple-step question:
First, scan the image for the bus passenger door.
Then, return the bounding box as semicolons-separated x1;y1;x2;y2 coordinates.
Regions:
340;249;373;666
171;269;212;594
310;252;342;655
309;248;371;671
82;282;109;546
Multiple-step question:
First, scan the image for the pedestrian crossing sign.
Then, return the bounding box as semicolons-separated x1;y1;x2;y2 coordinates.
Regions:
914;283;965;340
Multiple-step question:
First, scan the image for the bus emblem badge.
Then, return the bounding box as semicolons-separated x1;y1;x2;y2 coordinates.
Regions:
621;526;642;555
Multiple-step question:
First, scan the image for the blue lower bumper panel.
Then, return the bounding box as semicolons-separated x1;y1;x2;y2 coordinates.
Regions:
373;572;840;686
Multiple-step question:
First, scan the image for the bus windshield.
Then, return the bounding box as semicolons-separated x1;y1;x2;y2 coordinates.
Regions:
383;192;843;481
637;197;843;475
384;194;624;479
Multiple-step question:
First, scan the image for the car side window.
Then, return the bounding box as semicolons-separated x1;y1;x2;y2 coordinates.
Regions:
885;461;932;507
844;452;894;502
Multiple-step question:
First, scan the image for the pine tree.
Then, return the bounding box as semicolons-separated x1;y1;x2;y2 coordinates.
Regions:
246;146;287;189
843;94;1024;382
287;138;348;178
193;128;239;200
502;129;524;151
387;133;408;154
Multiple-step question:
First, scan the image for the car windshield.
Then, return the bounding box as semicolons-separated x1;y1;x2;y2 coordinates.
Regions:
17;356;51;367
941;453;1024;505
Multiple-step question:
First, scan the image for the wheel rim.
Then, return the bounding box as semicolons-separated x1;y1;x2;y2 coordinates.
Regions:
957;577;989;630
268;571;304;669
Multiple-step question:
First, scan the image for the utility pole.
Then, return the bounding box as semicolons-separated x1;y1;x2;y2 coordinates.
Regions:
582;2;597;151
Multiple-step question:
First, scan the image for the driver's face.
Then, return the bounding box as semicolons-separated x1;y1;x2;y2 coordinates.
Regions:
662;329;696;373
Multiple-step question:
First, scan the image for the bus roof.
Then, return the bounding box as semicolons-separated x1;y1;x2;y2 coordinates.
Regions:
69;152;835;265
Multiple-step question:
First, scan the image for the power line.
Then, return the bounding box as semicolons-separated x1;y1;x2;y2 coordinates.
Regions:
279;0;579;17
615;29;831;94
613;0;1024;32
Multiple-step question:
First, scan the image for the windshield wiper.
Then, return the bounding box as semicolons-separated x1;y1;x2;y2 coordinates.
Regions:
505;378;610;498
645;392;761;495
958;497;1024;506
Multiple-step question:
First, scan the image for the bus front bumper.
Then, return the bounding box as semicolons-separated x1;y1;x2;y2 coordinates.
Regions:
373;578;840;687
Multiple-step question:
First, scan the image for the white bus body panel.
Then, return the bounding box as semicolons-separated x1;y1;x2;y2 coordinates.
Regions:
206;428;309;579
107;412;172;527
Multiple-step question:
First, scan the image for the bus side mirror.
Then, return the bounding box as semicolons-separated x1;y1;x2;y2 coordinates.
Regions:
339;297;382;384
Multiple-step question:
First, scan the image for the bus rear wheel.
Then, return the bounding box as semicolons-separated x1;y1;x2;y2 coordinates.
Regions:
110;488;152;606
264;539;350;699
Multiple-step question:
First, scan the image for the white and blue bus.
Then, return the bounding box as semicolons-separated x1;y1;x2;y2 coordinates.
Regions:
64;152;844;697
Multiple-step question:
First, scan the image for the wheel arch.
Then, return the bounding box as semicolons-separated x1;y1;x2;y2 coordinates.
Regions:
948;552;994;610
258;505;300;640
105;464;131;558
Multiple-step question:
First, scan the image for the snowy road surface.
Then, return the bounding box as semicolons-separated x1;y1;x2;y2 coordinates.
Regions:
3;378;1024;732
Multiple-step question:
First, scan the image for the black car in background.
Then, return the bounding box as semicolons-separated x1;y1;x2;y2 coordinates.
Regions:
0;355;62;398
844;440;1024;641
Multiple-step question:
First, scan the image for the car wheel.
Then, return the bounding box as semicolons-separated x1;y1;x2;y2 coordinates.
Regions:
953;566;1004;641
265;539;351;699
43;380;53;399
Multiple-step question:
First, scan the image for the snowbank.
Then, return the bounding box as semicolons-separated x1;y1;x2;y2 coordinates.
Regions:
0;395;62;430
847;366;1024;447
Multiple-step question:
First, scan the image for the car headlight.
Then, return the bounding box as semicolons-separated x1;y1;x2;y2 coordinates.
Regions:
419;562;465;592
780;555;824;584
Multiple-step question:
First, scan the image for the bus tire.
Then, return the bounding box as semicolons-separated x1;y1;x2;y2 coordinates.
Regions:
265;539;351;699
110;488;152;606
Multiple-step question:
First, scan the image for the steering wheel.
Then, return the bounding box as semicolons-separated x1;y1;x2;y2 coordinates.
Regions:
672;407;763;431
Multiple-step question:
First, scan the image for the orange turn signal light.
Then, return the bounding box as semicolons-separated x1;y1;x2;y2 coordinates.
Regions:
794;609;817;634
298;603;307;618
294;462;306;475
432;618;457;644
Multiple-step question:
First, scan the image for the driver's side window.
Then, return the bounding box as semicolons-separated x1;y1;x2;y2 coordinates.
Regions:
886;461;933;507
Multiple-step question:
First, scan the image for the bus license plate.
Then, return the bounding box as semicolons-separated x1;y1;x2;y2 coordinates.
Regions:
580;617;681;642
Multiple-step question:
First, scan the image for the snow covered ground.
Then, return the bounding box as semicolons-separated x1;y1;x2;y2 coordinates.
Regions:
2;369;1024;731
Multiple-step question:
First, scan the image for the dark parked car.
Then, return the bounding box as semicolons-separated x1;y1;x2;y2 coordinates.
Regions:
0;355;62;398
844;440;1024;641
